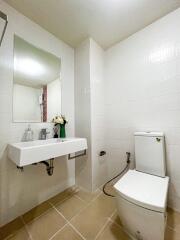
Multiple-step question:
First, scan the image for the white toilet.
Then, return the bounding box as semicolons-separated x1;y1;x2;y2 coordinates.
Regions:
114;132;169;240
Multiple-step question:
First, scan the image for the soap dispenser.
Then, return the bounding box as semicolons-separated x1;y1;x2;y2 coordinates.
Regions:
25;124;34;141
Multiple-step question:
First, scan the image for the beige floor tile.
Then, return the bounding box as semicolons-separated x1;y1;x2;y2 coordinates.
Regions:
111;211;122;227
27;208;66;240
74;188;101;203
49;187;77;205
51;224;83;240
70;193;116;240
55;196;86;220
165;227;180;240
0;217;24;240
167;208;180;232
22;201;52;224
96;221;130;240
4;228;30;240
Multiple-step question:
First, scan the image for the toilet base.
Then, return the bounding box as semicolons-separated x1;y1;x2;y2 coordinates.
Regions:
116;195;167;240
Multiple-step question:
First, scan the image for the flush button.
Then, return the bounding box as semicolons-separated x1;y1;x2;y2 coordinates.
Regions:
156;138;161;142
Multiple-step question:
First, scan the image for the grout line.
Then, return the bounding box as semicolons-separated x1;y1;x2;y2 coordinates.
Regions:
48;223;69;240
49;202;70;224
49;187;102;215
3;215;35;240
3;219;31;240
49;202;67;220
21;205;54;225
79;185;102;195
48;195;73;207
47;185;80;206
93;210;117;240
166;225;180;234
68;222;86;240
109;209;117;221
73;194;87;203
72;186;102;204
62;191;103;223
51;191;87;205
20;216;34;240
92;191;103;202
42;203;70;240
110;209;117;218
68;201;91;221
64;204;86;221
94;209;122;240
50;192;115;240
108;217;122;228
4;233;18;240
3;189;106;240
50;203;86;240
47;186;87;206
94;218;110;240
108;217;134;239
4;235;15;240
21;200;74;240
98;184;104;191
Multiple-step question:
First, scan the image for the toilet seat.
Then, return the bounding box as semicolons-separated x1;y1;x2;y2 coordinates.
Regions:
114;169;169;213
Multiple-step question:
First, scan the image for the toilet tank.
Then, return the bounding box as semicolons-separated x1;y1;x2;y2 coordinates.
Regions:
134;132;166;177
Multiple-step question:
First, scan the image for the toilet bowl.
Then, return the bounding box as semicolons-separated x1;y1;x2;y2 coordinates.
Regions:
114;132;169;240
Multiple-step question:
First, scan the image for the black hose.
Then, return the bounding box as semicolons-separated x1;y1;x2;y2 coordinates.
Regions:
103;152;131;197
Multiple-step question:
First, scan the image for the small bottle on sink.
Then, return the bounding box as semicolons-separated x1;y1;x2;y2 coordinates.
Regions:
53;127;58;138
25;124;34;141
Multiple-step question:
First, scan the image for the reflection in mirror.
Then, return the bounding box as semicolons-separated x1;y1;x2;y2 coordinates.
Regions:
13;35;61;122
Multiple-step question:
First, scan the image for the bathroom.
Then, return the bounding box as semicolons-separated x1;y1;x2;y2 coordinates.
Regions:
0;0;180;239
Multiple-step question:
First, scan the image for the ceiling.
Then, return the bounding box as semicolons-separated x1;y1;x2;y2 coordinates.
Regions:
14;35;61;88
4;0;180;49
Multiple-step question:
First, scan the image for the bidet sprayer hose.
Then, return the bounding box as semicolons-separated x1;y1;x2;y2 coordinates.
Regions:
103;152;131;197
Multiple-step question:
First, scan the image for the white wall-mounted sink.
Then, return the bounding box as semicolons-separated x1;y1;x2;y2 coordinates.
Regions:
8;138;87;167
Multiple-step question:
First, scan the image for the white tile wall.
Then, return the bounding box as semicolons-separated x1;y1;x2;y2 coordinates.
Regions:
89;39;107;191
75;38;106;191
105;8;180;210
0;2;75;226
75;39;92;191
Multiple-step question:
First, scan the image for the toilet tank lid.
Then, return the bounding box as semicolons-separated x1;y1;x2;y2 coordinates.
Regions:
134;132;164;137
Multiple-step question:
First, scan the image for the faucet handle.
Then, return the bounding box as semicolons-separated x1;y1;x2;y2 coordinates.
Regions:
41;128;47;133
40;128;50;139
41;128;50;133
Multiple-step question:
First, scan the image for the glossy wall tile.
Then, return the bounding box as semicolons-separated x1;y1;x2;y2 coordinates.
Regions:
105;8;180;211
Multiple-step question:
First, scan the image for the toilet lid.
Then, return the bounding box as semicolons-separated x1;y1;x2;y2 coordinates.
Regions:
114;170;169;212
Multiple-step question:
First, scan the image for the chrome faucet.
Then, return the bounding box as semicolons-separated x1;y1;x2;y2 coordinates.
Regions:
40;128;50;140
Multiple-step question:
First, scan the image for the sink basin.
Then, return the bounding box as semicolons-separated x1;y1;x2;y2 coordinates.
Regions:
8;138;87;166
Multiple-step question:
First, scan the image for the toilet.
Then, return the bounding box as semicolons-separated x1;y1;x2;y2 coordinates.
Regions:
114;132;169;240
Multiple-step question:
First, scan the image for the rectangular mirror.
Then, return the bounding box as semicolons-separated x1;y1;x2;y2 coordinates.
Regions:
13;35;61;122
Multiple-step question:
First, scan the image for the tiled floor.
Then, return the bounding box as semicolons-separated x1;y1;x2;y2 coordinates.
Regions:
0;186;180;240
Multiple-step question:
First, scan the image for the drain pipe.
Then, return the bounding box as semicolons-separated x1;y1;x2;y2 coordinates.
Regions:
17;159;54;176
32;158;54;176
39;158;54;176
